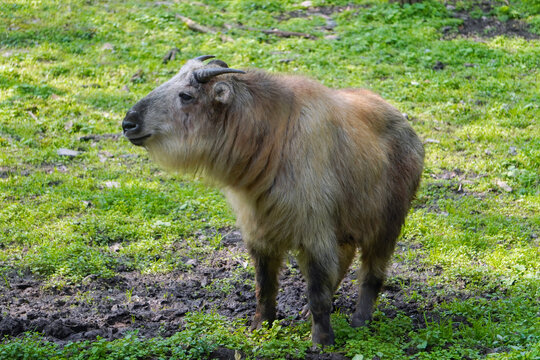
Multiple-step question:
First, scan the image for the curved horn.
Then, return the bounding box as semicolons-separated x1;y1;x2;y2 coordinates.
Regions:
193;55;215;62
193;68;246;83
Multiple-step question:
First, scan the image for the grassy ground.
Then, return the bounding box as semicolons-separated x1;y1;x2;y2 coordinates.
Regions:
0;0;539;359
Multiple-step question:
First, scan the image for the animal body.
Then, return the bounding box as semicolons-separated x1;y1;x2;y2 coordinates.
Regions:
122;56;424;345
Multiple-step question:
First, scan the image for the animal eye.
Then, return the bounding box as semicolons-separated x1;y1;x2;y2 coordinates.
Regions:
179;92;194;102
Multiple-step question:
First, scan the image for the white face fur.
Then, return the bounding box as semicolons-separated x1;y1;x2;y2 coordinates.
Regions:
122;58;238;172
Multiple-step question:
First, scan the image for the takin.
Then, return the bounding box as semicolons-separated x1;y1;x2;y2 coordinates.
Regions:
122;55;424;346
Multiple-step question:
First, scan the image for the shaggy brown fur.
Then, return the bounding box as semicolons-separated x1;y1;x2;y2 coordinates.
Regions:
122;56;424;346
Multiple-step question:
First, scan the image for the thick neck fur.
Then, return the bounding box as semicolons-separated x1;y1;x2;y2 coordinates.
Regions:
202;70;295;193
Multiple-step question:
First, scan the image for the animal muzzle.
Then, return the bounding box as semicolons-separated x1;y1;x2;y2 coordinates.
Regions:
122;110;151;146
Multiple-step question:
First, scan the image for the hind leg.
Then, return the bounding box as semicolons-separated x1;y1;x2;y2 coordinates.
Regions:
350;243;395;327
297;242;340;346
301;242;356;317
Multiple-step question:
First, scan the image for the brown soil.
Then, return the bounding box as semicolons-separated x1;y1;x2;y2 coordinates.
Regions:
0;229;473;359
452;14;538;40
447;1;538;40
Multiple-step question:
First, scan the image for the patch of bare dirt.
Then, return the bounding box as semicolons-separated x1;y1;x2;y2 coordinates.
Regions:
445;1;538;40
0;230;473;359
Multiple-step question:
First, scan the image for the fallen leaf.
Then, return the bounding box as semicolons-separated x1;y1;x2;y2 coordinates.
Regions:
27;111;38;121
104;181;120;188
185;259;198;266
324;34;339;40
102;42;114;51
57;148;79;157
423;138;440;144
98;151;114;163
496;180;512;192
110;243;123;252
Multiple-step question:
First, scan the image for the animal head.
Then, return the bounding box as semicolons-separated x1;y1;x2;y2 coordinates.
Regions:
122;55;245;171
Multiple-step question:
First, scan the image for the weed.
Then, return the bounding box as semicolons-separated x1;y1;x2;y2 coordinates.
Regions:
125;288;133;303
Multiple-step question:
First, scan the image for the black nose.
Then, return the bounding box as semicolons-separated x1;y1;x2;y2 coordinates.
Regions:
122;110;141;134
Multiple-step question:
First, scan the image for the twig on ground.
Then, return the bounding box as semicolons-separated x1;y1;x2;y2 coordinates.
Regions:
175;14;233;42
229;23;316;39
175;15;316;42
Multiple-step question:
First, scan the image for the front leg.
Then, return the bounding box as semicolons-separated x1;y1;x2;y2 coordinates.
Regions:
249;248;283;330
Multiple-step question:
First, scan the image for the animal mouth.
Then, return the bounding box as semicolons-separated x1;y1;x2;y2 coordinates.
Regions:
127;133;152;146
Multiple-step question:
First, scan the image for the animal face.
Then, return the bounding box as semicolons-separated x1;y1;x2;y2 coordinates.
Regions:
121;56;245;170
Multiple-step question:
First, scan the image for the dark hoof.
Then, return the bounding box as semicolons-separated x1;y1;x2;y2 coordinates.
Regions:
350;313;370;328
312;327;335;346
250;313;275;331
250;314;263;331
250;317;264;331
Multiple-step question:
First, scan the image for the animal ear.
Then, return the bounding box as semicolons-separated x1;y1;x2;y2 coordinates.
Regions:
213;82;233;104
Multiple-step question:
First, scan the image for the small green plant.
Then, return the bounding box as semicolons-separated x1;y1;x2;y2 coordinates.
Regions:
125;288;133;303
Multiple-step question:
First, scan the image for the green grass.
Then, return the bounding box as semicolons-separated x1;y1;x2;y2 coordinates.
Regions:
1;0;539;358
